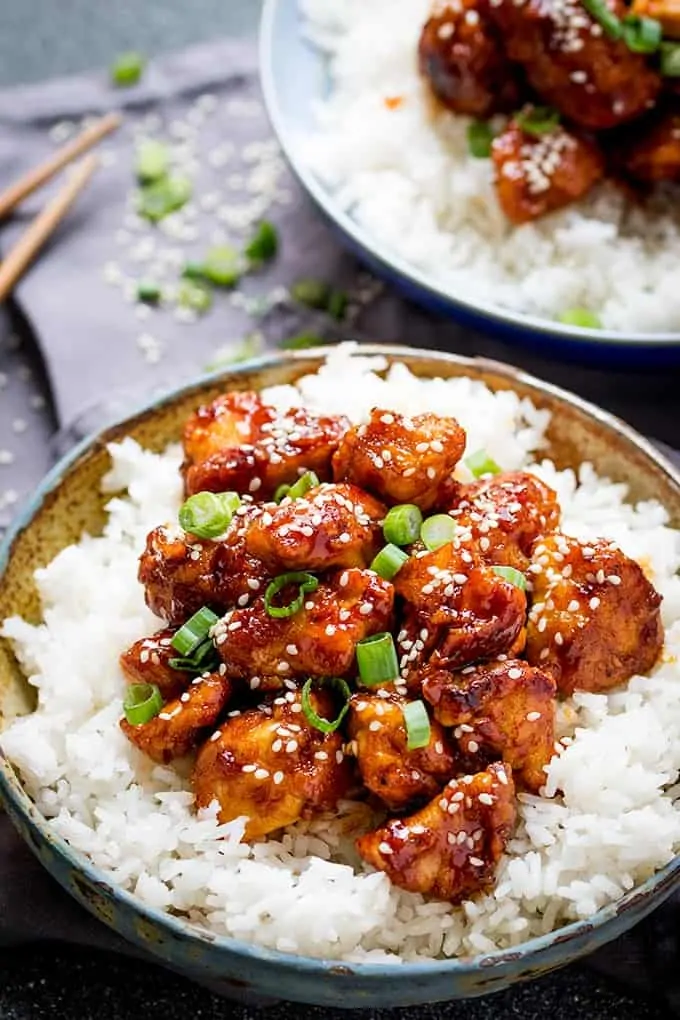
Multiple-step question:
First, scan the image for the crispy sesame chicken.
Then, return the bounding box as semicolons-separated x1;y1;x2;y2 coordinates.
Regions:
489;0;661;131
183;391;276;469
332;409;466;511
619;109;680;184
631;0;680;37
185;406;350;500
244;483;386;572
419;0;522;117
422;658;556;792
525;533;663;695
491;120;605;225
119;628;190;701
356;762;516;901
213;568;394;684
120;671;233;765
348;692;458;811
193;688;353;838
451;470;561;570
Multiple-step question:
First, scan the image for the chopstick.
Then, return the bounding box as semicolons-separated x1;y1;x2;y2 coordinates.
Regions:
0;154;99;302
0;110;121;222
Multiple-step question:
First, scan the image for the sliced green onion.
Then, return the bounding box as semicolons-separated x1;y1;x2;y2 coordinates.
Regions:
622;14;661;52
403;700;431;751
171;607;219;656
287;470;320;500
123;683;163;725
202;245;243;287
136;279;162;304
327;289;348;320
290;278;330;310
181;260;206;280
279;333;328;350
465;449;502;478
660;41;680;76
264;572;319;619
491;565;527;591
383;504;423;546
204;333;263;372
420;514;456;551
515;106;561;137
168;637;219;674
581;0;622;38
110;51;146;87
356;632;399;687
467;120;494;159
138;175;192;222
135;140;170;183
274;483;291;502
177;279;212;314
370;544;409;581
558;308;602;329
179;491;241;539
301;676;351;734
245;220;279;263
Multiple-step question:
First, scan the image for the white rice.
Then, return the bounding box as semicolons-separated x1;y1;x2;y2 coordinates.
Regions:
300;0;680;332
3;345;680;962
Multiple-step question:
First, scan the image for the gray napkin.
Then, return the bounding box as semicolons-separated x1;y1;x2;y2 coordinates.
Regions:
0;35;679;1010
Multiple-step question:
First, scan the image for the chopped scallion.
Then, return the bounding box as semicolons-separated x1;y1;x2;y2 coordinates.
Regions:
279;333;328;350
287;470;320;500
290;278;330;310
168;637;219;674
383;504;423;546
182;260;207;280
420;514;456;551
515;106;561;137
370;543;409;581
245;220;279;263
301;676;352;734
558;308;602;329
356;632;399;687
135;139;170;183
622;14;661;52
264;572;319;619
110;51;146;87
403;700;431;751
274;483;291;502
204;333;263;372
136;279;162;304
138;175;192;222
123;683;163;725
327;289;348;320
467;120;494;158
465;449;501;478
179;491;241;539
177;279;212;314
660;41;680;76
491;565;527;590
171;607;219;656
202;245;243;287
581;0;623;38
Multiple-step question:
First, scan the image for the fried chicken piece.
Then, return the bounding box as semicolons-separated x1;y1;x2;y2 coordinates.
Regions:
356;762;516;902
120;671;233;765
138;520;270;626
193;688;353;839
347;693;458;811
119;628;189;701
422;658;556;792
525;533;663;696
185;407;350;500
619;110;680;183
213;568;394;683
332;408;466;511
631;0;680;37
451;471;561;570
419;0;522;117
183;391;276;469
489;0;661;130
394;542;527;683
491;120;604;225
244;483;385;573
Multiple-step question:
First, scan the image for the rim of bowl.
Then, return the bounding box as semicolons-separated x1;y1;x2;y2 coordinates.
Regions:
258;0;680;349
2;342;680;981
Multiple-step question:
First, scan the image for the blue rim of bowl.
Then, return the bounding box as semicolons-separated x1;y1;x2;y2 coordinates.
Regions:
258;0;680;349
2;343;680;980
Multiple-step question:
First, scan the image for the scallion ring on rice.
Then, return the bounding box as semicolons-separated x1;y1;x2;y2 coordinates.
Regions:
465;449;501;478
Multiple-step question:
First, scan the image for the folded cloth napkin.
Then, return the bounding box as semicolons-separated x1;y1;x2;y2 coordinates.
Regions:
1;35;680;1012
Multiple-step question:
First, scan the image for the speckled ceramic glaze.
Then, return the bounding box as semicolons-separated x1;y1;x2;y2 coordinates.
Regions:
1;345;679;1008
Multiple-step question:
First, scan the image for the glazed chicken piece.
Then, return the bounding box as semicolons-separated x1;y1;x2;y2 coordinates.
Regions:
422;658;556;792
631;0;680;37
332;408;466;511
245;483;386;573
356;762;516;902
525;533;663;696
120;628;189;701
491;120;604;225
213;568;394;684
183;391;276;469
185;406;350;500
348;693;458;811
451;471;561;571
418;0;522;117
193;688;353;839
489;0;661;130
138;520;270;625
394;542;527;683
619;110;680;183
120;671;233;765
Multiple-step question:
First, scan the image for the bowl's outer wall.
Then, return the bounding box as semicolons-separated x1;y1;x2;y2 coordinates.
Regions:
1;346;680;1008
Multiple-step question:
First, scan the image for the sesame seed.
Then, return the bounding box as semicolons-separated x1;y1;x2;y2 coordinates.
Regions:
379;841;394;855
555;632;564;646
254;768;270;779
435;740;443;754
468;740;479;753
478;793;494;806
527;711;541;722
369;720;382;732
286;740;298;753
336;749;344;763
359;602;373;616
242;764;257;773
508;667;522;680
589;596;601;610
567;600;580;612
273;771;284;785
286;644;299;656
469;857;485;867
210;731;221;742
314;751;328;761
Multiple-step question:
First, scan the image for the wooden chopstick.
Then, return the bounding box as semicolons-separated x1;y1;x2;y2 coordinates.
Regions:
0;110;121;222
0;154;99;302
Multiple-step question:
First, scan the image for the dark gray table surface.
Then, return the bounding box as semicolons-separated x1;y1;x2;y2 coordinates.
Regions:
0;1;677;1018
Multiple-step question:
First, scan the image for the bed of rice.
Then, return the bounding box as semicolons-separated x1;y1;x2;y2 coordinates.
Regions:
299;0;680;332
2;346;680;962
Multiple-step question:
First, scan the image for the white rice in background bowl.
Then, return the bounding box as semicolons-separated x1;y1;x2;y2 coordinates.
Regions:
2;345;680;962
299;0;680;333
